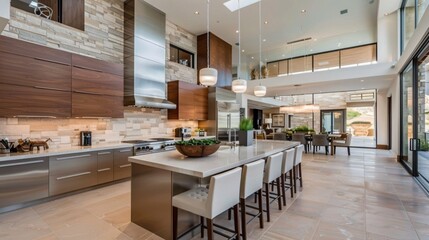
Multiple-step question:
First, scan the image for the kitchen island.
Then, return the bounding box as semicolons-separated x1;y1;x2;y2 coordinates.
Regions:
129;140;299;239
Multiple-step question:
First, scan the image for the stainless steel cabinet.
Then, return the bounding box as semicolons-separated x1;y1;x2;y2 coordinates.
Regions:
0;158;49;210
49;152;97;196
97;150;114;184
113;148;133;180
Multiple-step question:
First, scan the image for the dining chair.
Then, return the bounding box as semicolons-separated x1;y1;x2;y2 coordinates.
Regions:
333;133;352;155
273;133;287;140
291;133;308;153
312;134;330;155
172;168;242;240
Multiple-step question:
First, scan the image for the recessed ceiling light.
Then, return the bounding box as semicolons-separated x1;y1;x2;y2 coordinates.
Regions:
361;79;364;82
242;49;245;52
337;42;342;47
361;87;365;89
251;56;254;59
301;9;306;13
263;39;266;42
310;49;313;52
282;54;285;57
236;30;239;33
264;21;268;24
265;58;268;61
194;11;199;15
313;38;317;41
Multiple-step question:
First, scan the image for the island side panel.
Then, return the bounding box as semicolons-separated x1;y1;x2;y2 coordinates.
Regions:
131;163;201;240
131;163;173;240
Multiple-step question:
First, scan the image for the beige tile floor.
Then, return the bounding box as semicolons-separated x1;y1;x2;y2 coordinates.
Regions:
0;148;428;240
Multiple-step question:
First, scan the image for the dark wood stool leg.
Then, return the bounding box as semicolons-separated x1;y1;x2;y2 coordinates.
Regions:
240;198;247;240
348;146;350;155
233;204;240;239
207;218;214;240
254;192;257;203
289;170;294;198
265;183;271;222
276;178;282;210
293;166;297;194
200;217;204;238
299;163;303;188
325;146;329;155
228;208;232;220
281;173;286;206
173;207;178;240
258;189;264;228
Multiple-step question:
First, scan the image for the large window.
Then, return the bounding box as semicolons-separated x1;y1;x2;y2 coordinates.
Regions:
262;43;377;78
402;0;416;51
418;0;429;24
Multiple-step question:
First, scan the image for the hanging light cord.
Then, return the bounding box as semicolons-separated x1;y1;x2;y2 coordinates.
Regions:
238;0;241;79
258;1;261;79
206;0;210;68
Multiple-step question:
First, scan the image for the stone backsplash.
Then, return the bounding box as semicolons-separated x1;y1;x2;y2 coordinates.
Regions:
0;108;198;149
0;1;200;148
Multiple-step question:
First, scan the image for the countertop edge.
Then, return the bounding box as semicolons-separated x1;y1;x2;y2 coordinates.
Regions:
129;141;299;178
0;143;134;162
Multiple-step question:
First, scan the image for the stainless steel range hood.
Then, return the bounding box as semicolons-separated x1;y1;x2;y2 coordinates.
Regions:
124;0;176;109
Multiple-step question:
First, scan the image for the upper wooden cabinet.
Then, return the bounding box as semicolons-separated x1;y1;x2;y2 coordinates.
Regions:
167;80;208;120
197;32;232;88
0;36;124;118
71;55;124;118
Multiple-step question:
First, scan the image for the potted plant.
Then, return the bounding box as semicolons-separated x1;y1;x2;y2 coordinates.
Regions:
239;118;254;146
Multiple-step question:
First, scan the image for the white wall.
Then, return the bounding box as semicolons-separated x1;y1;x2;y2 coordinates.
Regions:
387;77;400;155
377;11;399;63
376;90;389;146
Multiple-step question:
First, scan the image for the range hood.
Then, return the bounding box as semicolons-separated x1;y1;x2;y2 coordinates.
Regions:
124;0;176;109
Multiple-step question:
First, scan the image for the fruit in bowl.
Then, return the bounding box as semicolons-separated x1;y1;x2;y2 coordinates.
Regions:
175;138;221;157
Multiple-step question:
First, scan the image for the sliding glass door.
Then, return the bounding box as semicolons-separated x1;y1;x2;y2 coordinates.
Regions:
401;63;415;172
417;49;429;184
320;110;346;134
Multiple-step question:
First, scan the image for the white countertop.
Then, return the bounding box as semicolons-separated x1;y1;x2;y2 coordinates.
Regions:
0;143;134;162
173;136;216;141
129;140;299;178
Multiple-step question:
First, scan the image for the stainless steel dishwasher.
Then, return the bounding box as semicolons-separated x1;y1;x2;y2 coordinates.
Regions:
0;157;49;211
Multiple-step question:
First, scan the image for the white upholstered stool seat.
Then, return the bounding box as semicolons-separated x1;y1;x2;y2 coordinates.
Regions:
172;167;242;240
293;144;304;194
262;152;284;222
280;148;296;204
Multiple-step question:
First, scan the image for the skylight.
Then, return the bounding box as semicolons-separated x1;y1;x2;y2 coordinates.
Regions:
223;0;260;12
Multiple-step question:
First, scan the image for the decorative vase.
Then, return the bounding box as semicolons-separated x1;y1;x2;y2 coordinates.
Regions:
239;130;253;146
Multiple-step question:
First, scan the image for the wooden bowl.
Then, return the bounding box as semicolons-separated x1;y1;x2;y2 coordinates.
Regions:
175;144;221;158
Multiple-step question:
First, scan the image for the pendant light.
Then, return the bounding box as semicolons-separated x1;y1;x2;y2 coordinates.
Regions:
232;0;247;93
253;0;266;97
199;0;218;86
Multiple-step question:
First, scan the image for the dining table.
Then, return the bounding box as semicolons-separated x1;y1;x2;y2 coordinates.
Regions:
303;133;343;155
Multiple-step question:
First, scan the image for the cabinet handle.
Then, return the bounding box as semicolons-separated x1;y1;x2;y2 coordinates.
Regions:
34;86;68;92
0;160;44;168
56;154;91;161
98;168;111;172
74;65;103;73
56;171;91;180
119;164;131;168
119;149;132;153
73;90;105;96
33;57;70;66
98;151;111;155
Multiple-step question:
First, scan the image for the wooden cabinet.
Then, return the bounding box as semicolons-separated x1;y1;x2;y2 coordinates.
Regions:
167;80;208;120
113;148;133;180
61;0;85;31
71;54;124;118
197;32;232;88
0;83;71;118
0;36;124;118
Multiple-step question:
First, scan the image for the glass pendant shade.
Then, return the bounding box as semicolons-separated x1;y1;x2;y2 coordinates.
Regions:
232;79;247;93
199;67;218;86
254;85;266;97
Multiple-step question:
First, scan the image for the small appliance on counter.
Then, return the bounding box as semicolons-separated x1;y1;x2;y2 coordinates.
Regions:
80;131;92;146
175;128;192;138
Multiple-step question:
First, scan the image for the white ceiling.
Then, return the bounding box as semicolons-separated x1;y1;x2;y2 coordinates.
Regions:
145;0;379;64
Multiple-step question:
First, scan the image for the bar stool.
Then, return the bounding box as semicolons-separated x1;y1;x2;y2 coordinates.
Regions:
172;168;242;240
293;144;304;194
281;148;296;205
263;152;284;222
239;160;265;240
